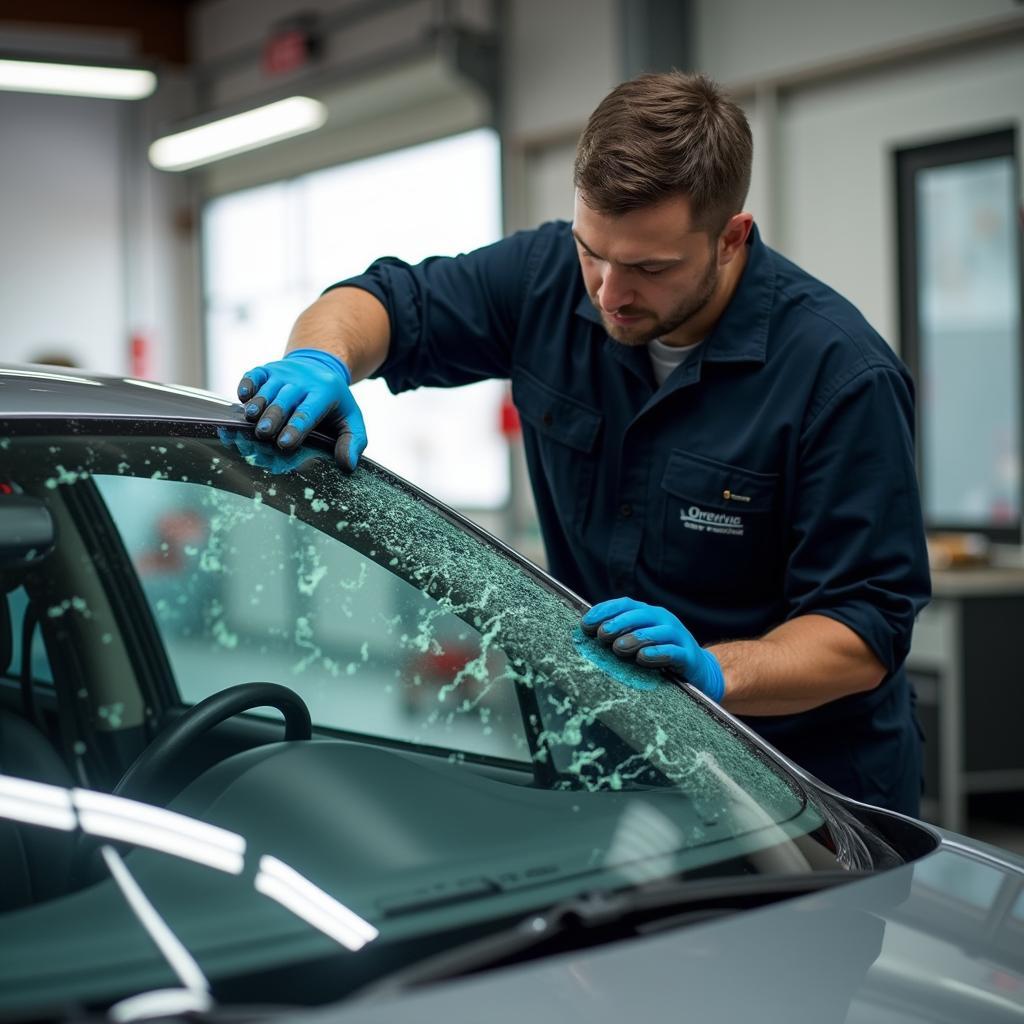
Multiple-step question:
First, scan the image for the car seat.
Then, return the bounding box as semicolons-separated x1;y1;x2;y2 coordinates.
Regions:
0;585;76;910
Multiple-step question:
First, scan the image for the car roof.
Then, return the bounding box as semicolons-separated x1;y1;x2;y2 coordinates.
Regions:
0;363;244;424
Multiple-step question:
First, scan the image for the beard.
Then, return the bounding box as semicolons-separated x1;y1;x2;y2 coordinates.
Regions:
600;254;719;347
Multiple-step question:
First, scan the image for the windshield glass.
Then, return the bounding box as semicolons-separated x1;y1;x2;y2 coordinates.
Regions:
0;418;849;1012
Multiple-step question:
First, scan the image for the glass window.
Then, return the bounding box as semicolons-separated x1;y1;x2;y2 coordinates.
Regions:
3;585;53;686
897;129;1023;540
912;850;1004;911
93;469;528;762
918;157;1021;528
3;423;810;823
202;128;508;510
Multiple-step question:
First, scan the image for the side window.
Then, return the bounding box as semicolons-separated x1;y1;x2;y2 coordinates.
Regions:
94;474;530;763
4;586;53;686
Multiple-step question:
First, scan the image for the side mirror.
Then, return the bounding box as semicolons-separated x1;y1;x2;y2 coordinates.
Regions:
0;495;56;568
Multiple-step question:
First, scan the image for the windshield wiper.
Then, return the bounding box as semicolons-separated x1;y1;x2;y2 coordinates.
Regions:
355;869;870;1000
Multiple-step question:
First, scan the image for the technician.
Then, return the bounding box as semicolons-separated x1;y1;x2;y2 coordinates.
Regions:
237;72;931;815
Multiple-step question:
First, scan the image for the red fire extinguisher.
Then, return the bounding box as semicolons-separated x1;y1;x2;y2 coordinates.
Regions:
499;387;520;438
130;331;151;379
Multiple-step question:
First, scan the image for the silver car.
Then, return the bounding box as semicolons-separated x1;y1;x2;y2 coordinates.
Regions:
1;363;1022;1024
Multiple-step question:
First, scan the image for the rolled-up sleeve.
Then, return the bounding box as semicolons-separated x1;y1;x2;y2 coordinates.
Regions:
325;228;544;393
785;365;931;671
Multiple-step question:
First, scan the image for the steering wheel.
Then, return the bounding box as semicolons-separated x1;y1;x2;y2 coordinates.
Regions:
113;682;312;805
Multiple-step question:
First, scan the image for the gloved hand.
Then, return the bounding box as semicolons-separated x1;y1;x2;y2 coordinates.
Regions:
217;428;329;475
580;597;726;701
237;349;367;472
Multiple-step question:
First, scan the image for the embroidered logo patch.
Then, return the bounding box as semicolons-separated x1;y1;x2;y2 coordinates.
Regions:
681;504;745;537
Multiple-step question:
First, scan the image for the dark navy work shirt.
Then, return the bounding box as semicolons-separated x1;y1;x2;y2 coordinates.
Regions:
335;221;932;810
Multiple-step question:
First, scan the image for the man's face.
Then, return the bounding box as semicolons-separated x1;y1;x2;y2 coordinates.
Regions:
572;193;720;346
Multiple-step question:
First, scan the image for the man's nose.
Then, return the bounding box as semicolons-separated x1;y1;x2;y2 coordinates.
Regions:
597;266;634;311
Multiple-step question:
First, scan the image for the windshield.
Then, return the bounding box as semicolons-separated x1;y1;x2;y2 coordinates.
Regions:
0;418;854;1012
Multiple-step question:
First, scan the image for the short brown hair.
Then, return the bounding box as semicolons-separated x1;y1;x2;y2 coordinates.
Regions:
574;71;752;235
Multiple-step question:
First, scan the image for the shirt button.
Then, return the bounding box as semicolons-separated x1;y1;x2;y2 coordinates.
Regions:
542;411;553;427
619;503;632;518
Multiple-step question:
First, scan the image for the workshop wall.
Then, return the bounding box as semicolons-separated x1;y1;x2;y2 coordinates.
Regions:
774;42;1024;353
182;0;622;232
693;0;1024;353
0;23;134;374
0;88;123;373
503;0;621;229
503;0;619;142
694;0;1018;86
0;23;195;381
2;0;1022;382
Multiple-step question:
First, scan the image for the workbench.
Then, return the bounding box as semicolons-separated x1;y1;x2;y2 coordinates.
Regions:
907;567;1024;832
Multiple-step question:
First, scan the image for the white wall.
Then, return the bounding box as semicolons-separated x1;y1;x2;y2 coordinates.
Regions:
0;24;196;381
176;0;1024;377
503;0;619;141
4;1;1021;382
123;71;200;384
694;0;1019;86
499;0;1024;436
777;41;1024;349
501;0;622;231
0;90;125;373
693;1;1024;356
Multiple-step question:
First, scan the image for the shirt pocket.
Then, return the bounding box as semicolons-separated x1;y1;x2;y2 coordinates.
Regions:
657;449;781;601
512;369;603;533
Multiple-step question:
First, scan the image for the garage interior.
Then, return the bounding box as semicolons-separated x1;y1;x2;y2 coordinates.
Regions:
1;0;1023;855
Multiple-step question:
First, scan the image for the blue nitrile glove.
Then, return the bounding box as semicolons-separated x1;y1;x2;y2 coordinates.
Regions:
217;428;330;476
580;597;726;702
237;349;367;473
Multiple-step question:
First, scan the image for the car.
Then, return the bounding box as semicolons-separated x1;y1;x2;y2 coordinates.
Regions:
0;362;1022;1024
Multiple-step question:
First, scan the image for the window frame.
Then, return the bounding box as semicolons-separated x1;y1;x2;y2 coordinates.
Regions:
894;125;1024;543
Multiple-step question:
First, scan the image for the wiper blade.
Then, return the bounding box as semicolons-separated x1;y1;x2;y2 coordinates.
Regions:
356;869;870;999
76;995;289;1024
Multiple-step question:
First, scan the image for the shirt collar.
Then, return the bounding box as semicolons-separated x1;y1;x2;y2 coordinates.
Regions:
703;223;773;365
574;222;774;366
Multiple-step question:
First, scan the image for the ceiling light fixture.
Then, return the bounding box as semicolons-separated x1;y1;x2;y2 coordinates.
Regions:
149;96;328;172
0;57;156;100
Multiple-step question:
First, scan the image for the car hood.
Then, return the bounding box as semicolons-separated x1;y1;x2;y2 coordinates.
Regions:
327;835;1024;1024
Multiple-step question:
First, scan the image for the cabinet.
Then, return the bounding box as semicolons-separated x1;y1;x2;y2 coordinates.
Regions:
907;569;1024;832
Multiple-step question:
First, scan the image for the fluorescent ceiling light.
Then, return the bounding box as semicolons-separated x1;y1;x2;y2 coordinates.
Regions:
0;367;100;386
149;97;328;172
124;378;235;406
0;773;76;831
74;788;246;874
0;58;156;100
101;846;210;994
255;855;379;951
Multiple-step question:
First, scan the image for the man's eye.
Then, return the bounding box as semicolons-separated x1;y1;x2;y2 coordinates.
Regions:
640;266;667;276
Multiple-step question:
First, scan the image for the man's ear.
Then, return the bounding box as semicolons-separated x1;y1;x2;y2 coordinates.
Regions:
718;212;754;265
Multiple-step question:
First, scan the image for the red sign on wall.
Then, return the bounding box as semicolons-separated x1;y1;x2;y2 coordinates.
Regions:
263;28;312;76
130;331;151;379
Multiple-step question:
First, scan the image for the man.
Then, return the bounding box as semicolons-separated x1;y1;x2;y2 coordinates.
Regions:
237;72;930;815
